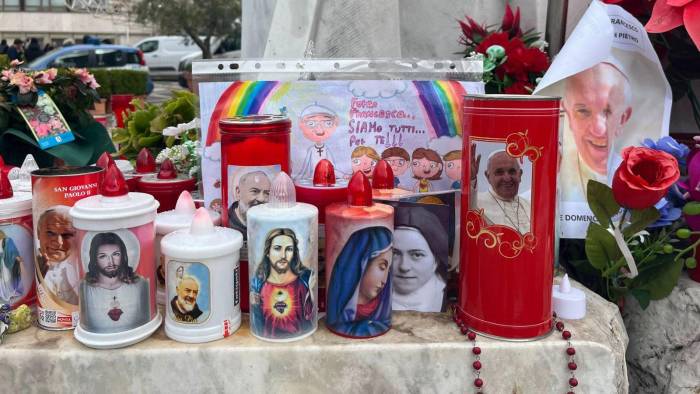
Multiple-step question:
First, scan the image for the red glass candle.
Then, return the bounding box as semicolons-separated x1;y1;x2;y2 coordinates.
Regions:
219;114;291;312
459;94;560;340
136;159;196;212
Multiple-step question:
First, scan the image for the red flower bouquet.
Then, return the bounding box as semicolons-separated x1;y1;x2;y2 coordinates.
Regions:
458;4;550;94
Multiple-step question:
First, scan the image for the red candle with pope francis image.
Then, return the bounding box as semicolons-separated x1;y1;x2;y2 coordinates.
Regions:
459;94;560;340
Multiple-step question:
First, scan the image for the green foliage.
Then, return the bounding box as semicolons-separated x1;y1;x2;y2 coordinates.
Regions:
133;0;241;59
89;69;112;98
111;90;197;159
110;70;148;96
583;179;691;310
0;54;9;70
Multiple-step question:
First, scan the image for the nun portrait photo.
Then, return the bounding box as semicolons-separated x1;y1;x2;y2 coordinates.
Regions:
391;205;449;312
326;226;393;338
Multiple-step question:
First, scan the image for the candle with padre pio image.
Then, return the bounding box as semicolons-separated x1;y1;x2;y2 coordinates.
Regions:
246;171;318;342
162;208;243;343
31;165;103;330
154;191;220;305
219;115;291;313
70;163;161;349
325;171;394;338
0;167;34;310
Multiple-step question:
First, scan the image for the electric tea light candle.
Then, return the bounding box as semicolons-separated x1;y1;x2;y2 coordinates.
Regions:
70;163;161;349
162;207;243;343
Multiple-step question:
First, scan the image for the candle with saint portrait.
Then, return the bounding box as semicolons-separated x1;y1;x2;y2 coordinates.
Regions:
246;172;318;342
325;171;394;338
162;208;243;343
0;167;34;311
31;165;103;330
219;115;291;313
70;163;161;349
459;94;560;340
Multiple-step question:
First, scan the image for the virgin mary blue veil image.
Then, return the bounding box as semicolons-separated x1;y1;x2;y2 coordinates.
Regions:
0;235;23;301
327;226;393;337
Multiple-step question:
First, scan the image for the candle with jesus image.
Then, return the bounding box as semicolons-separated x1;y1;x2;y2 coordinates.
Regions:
246;172;318;342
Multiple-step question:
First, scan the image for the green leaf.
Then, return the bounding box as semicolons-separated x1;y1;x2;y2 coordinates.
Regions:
629;288;651;310
623;207;660;239
585;222;621;271
587;180;620;225
632;254;684;300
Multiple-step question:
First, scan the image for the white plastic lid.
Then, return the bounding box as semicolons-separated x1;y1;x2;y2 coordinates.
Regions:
270;172;296;208
70;192;160;230
115;159;135;174
161;208;242;260
552;274;586;320
0;191;32;219
8;154;38;193
156;191;197;234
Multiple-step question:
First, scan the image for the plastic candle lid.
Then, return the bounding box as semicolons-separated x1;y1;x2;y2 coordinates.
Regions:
139;159;193;185
161;207;242;260
156;190;221;234
136;148;156;173
371;159;394;190
295;159;348;189
347;171;373;206
8;154;38;193
0;170;31;219
70;163;159;229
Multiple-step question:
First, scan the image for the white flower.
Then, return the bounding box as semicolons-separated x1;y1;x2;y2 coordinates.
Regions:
162;118;200;138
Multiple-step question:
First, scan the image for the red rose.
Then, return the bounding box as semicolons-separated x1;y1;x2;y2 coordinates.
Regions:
612;146;680;209
504;80;533;94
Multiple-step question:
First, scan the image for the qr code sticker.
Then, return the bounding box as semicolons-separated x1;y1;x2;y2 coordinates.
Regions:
40;309;57;324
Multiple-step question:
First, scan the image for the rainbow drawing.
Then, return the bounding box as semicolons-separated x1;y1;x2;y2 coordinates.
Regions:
205;81;283;146
412;80;466;138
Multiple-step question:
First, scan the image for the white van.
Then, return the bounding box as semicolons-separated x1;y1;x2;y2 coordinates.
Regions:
135;36;201;73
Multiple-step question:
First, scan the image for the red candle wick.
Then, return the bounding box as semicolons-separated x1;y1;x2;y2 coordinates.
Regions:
347;171;373;207
96;151;115;169
313;159;336;187
0;170;13;199
157;159;177;180
371;159;394;190
136;148;156;173
102;163;129;197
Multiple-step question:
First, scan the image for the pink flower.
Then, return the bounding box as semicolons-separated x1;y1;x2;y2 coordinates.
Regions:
34;68;57;85
1;69;13;81
35;123;51;137
9;71;36;94
646;0;700;51
10;59;23;67
73;68;100;89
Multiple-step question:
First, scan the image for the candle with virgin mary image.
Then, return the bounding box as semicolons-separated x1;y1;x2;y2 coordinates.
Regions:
325;172;394;338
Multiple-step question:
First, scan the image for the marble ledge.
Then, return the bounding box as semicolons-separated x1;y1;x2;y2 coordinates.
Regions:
2;286;628;394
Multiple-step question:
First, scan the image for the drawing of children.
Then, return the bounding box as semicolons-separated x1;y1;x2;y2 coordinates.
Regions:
411;148;443;193
381;147;410;189
443;150;462;190
350;146;380;180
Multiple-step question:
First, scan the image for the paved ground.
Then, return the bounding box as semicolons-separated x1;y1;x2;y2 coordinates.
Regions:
147;80;185;105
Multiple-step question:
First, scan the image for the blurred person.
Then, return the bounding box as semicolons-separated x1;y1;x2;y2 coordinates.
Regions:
7;39;24;61
25;38;43;62
0;39;8;55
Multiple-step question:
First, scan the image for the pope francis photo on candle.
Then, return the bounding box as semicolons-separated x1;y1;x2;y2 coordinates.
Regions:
470;143;532;234
79;232;150;334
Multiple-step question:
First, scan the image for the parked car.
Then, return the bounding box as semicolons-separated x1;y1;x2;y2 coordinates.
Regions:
177;35;241;89
135;36;201;76
27;44;154;94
